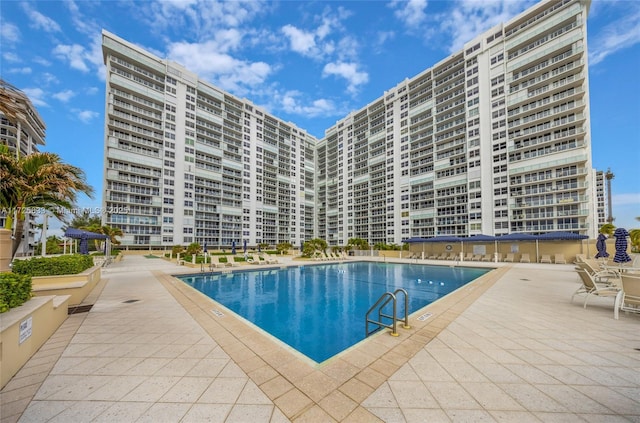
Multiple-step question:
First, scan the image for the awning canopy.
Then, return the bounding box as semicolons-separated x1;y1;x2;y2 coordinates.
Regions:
423;236;463;243
403;237;430;243
464;234;496;242
64;228;108;239
496;233;537;241
536;231;588;240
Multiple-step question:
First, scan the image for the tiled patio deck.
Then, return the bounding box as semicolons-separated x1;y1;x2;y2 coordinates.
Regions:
1;255;638;422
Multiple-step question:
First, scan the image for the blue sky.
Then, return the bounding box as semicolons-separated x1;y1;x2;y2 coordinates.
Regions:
2;0;639;235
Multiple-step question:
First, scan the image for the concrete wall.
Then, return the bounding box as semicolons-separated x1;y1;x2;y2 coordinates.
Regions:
31;265;101;306
0;229;11;273
0;295;70;389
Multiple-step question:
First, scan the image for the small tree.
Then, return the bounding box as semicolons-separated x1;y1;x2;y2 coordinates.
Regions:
599;223;615;236
276;242;292;255
186;242;201;255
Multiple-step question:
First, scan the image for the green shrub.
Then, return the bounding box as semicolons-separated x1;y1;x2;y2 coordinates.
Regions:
11;255;95;277
0;273;32;313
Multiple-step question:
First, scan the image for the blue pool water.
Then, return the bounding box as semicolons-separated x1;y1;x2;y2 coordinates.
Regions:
178;262;490;363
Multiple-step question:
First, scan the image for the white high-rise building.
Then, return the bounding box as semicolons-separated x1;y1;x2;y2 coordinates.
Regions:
101;32;316;249
318;0;596;245
102;0;597;249
0;80;46;256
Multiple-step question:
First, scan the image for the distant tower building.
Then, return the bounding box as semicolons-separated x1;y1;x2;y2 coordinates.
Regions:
594;170;606;230
0;79;46;256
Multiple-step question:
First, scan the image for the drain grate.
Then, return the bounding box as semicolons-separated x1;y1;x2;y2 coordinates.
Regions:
68;304;93;314
122;299;140;304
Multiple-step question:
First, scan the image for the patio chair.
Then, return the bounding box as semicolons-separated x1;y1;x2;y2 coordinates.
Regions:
472;254;482;261
614;274;640;319
495;253;503;262
227;256;241;267
504;253;515;262
573;254;586;264
437;252;448;260
464;253;474;261
576;261;619;285
261;254;278;264
520;253;530;263
210;256;226;268
481;254;492;262
554;254;566;264
248;255;264;265
572;268;619;309
540;254;552;264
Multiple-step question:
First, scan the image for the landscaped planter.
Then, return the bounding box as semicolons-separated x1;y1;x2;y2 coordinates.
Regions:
0;294;70;389
31;265;101;306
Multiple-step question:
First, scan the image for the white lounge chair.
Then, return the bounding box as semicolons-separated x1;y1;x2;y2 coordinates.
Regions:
504;253;515;262
540;254;552;264
226;256;241;267
520;253;530;263
572;269;619;309
554;254;567;264
210;256;226;268
614;274;640;319
261;254;278;264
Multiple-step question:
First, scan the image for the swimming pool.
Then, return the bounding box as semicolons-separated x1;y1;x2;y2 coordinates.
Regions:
178;262;490;363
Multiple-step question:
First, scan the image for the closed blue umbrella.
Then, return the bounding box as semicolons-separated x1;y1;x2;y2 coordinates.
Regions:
594;234;608;259
613;228;631;263
203;242;208;253
231;240;236;255
258;244;261;253
79;233;89;255
243;239;247;254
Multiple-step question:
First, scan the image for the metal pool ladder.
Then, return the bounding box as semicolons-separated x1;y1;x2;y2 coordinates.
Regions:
365;288;411;337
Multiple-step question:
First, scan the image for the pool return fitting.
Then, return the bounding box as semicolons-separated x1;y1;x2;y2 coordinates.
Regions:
365;288;411;337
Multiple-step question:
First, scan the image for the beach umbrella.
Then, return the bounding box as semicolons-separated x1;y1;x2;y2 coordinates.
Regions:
613;228;631;263
243;239;247;255
79;233;89;255
203;242;208;253
231;240;236;255
258;244;262;252
594;234;608;259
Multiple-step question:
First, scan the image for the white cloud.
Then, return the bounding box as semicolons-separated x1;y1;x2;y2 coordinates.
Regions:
85;87;99;95
589;7;640;65
613;193;640;206
0;22;21;43
166;41;272;94
282;25;318;57
53;44;90;72
21;3;61;33
390;0;428;29
21;88;48;108
8;67;31;74
34;57;52;67
74;109;99;124
3;52;20;63
281;7;351;60
40;73;59;86
278;91;340;118
144;0;265;39
53;90;76;102
323;62;369;94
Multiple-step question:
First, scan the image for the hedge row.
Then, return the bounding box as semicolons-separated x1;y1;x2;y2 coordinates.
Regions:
0;273;32;313
11;254;95;277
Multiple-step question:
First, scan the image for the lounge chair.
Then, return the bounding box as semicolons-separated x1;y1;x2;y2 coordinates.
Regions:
573;254;586;264
427;253;438;259
261;254;278;264
227;256;241;267
572;269;619;308
464;253;474;261
481;254;492;262
437;252;448;260
614;274;640;319
210;256;226;268
248;255;264;265
540;254;552;264
495;253;503;262
472;254;482;261
520;253;530;263
504;253;515;262
576;261;619;285
554;254;566;264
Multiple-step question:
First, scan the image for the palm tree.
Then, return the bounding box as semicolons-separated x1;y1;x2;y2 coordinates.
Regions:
0;145;94;257
101;225;123;245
